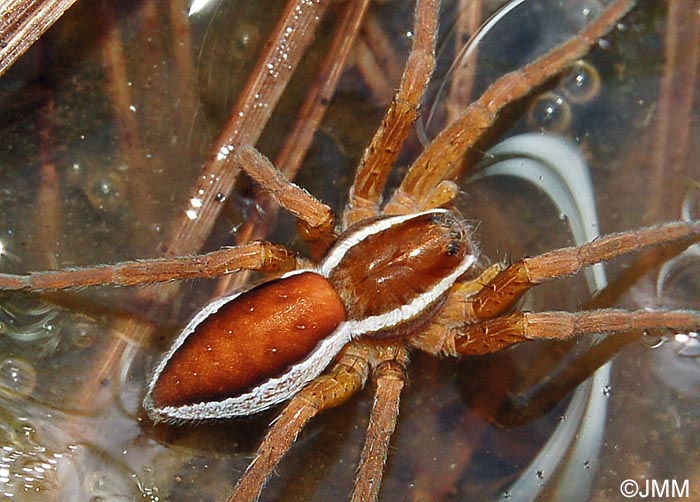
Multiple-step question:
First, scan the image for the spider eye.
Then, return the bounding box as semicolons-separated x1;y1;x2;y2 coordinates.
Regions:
446;241;461;256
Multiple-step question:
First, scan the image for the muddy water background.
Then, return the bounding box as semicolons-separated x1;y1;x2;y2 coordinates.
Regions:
0;0;698;500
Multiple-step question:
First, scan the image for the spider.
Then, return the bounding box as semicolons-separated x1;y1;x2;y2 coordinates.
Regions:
1;0;699;501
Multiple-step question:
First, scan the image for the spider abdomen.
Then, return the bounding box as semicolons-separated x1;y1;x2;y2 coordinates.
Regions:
144;271;348;420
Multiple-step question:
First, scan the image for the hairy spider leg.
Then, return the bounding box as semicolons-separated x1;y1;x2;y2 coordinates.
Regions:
0;141;347;294
383;0;636;215
455;309;700;355
0;241;296;291
344;0;440;228
468;220;700;320
351;342;410;502
410;220;700;356
234;144;337;247
227;342;371;502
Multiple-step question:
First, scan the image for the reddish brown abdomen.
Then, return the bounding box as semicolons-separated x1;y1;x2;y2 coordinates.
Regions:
151;272;346;408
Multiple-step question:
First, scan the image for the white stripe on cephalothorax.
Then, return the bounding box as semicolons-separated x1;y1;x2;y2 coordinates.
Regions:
344;252;477;335
317;208;451;277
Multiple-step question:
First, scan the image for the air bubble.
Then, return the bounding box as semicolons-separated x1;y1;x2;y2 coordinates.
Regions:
0;357;37;397
84;170;127;214
561;60;601;104
0;298;59;343
64;321;99;349
642;330;667;349
528;92;572;133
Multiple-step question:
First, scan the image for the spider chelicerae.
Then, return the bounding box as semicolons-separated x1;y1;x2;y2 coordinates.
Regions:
1;0;698;501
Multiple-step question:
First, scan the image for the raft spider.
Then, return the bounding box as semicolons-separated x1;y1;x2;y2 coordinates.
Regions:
1;0;699;501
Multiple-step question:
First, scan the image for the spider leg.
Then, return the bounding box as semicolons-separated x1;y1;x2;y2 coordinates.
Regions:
352;342;409;502
0;241;295;291
408;264;503;355
228;342;370;502
413;220;700;356
235;145;336;245
469;220;700;320
383;0;636;214
454;309;700;355
343;0;439;228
